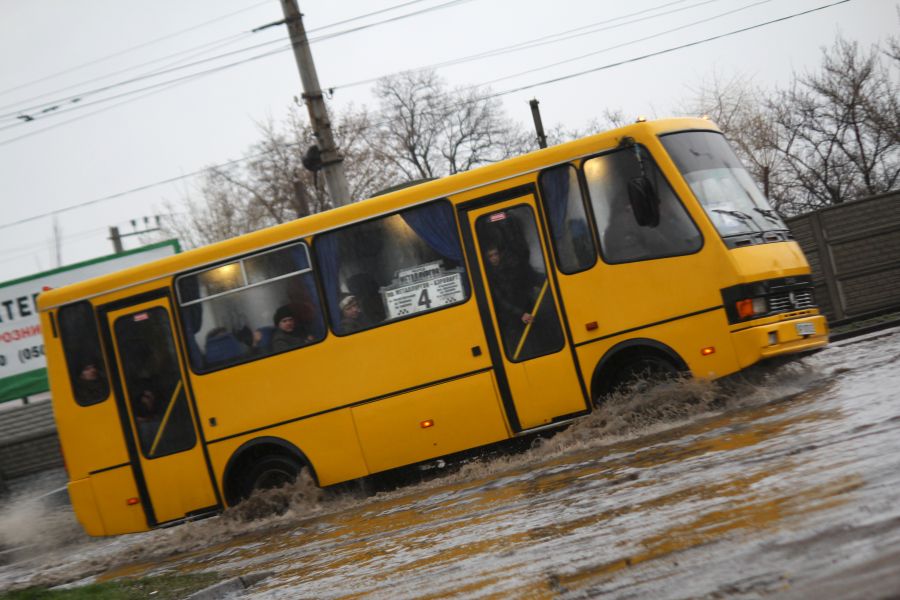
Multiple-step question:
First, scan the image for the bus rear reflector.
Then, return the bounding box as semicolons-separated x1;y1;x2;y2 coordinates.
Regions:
126;497;140;505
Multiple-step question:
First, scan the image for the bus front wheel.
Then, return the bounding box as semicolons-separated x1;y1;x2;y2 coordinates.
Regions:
239;454;302;498
593;352;680;406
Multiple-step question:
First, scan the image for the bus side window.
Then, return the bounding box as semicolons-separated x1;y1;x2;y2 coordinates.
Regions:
176;241;327;372
539;164;597;274
314;199;469;335
583;146;702;264
58;301;110;406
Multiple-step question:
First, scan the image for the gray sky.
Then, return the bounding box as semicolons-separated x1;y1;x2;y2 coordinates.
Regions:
0;0;894;282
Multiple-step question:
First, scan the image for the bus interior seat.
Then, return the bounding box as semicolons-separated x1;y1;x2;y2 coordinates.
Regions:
205;331;246;364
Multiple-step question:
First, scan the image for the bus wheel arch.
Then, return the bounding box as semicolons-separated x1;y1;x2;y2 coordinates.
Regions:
222;436;318;506
590;339;688;405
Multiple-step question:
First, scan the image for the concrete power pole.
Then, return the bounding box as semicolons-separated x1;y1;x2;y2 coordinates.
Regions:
280;0;351;207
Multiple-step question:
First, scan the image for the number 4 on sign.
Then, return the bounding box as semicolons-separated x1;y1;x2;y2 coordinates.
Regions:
418;289;432;310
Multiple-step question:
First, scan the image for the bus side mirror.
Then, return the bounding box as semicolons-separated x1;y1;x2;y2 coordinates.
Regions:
628;176;660;227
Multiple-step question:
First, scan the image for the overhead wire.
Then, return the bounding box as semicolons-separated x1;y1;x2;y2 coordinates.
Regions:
0;0;274;99
0;0;476;124
0;0;852;233
331;0;714;90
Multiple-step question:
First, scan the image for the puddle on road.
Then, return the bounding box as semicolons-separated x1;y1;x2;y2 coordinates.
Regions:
2;332;899;597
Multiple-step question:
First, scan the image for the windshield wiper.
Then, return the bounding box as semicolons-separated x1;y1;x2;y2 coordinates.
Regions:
753;207;783;224
712;209;763;232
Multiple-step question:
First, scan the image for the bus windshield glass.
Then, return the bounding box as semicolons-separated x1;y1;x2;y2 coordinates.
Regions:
660;131;787;238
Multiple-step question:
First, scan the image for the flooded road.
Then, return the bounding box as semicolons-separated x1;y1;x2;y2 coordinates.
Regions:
3;328;900;598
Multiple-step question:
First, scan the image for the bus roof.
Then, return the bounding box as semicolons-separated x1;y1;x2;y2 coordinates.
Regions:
38;117;718;311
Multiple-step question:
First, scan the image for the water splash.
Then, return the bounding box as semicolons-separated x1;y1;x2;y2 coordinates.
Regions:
0;354;831;590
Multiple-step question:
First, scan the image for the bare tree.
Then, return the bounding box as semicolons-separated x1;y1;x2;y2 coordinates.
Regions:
684;37;900;216
166;105;396;247
682;72;792;208
368;71;530;181
768;37;900;213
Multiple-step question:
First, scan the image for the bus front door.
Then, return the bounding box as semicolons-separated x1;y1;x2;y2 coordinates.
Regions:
462;192;589;431
105;297;219;527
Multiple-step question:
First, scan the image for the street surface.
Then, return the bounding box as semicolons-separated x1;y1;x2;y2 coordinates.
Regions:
2;328;900;599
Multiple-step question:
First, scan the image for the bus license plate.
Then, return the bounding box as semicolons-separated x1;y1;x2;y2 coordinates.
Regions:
796;322;816;336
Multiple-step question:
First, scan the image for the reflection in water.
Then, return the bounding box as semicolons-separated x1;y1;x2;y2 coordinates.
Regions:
2;331;900;598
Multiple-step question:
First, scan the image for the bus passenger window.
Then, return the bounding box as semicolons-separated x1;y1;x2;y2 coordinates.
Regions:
58;301;110;406
539;164;596;273
583;146;701;264
176;241;326;372
314;200;469;335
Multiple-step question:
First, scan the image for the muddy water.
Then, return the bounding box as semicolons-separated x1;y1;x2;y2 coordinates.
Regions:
2;329;900;598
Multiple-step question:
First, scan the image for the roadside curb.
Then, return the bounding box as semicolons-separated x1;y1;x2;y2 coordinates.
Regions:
830;319;900;342
186;571;273;599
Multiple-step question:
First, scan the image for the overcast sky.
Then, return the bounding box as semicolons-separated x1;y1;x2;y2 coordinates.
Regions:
0;0;894;282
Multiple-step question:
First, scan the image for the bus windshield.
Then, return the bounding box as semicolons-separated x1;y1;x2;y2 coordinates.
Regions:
660;131;787;238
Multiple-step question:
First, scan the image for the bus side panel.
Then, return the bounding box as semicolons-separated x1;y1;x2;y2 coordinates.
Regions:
70;468;148;536
208;408;370;492
576;309;740;389
67;478;105;536
192;302;493;445
351;371;510;474
42;312;131;482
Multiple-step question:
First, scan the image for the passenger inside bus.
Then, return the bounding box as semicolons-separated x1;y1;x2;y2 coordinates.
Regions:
73;361;107;404
270;304;315;351
338;294;368;333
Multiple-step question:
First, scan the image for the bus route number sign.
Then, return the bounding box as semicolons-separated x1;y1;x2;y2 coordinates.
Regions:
383;271;465;319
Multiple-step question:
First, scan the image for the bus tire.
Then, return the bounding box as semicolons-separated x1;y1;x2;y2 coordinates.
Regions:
592;343;685;407
239;454;302;498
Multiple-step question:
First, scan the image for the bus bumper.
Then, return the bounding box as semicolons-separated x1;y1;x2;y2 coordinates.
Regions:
731;314;829;368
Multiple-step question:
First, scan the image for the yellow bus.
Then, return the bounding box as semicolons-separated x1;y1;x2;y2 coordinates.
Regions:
39;118;828;536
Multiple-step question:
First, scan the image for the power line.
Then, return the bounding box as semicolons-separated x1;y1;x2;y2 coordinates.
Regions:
0;31;255;116
0;0;478;125
477;0;773;89
0;0;438;118
0;144;302;231
0;0;273;99
0;0;852;231
482;0;852;99
331;0;711;90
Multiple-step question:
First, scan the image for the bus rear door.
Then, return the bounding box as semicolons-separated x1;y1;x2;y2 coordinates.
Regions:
104;295;219;526
461;189;589;431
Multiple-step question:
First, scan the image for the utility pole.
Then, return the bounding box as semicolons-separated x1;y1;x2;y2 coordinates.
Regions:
109;226;124;254
529;99;548;149
109;216;161;254
280;0;351;207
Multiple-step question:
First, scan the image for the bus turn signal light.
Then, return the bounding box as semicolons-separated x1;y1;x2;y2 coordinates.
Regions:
421;419;434;429
126;497;140;506
736;298;767;319
701;346;716;356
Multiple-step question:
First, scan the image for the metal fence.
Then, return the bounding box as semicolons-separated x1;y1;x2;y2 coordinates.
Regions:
0;401;62;491
786;191;900;324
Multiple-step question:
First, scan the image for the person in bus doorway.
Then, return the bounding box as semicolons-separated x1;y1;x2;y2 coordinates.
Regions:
483;243;562;359
271;305;314;351
338;294;367;334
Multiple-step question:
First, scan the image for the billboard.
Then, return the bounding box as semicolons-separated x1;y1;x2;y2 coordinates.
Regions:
0;240;180;403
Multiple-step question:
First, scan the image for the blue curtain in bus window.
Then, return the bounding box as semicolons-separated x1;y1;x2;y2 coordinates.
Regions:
179;276;205;368
542;167;569;234
287;244;327;339
400;202;463;263
401;201;469;294
314;234;342;329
